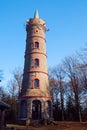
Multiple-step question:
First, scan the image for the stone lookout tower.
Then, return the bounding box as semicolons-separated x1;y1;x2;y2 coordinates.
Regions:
18;10;52;123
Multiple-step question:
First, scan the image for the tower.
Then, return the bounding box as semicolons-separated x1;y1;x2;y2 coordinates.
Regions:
18;10;52;123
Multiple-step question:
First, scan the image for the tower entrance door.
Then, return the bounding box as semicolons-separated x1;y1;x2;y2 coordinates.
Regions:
32;100;41;120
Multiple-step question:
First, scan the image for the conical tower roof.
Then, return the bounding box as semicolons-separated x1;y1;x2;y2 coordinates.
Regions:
34;9;39;18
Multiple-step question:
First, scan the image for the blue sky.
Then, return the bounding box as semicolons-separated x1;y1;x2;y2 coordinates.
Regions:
0;0;87;86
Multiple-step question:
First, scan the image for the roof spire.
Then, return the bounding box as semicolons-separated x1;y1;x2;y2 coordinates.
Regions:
34;9;39;18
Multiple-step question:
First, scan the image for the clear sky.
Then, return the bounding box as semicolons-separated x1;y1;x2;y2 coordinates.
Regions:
0;0;87;86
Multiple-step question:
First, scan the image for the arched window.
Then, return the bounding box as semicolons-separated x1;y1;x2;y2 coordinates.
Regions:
34;59;39;67
35;42;39;48
32;100;41;119
34;79;39;88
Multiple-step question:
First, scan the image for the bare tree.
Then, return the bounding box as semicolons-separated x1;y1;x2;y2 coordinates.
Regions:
76;51;87;91
49;68;59;102
75;53;87;110
7;67;22;99
7;67;23;98
5;67;23;123
49;65;65;121
62;56;82;122
0;86;7;101
53;65;65;121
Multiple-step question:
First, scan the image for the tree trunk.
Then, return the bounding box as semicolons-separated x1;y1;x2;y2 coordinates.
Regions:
60;81;64;121
75;92;82;122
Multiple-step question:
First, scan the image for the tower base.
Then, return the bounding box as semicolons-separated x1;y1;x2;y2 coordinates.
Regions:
18;97;53;125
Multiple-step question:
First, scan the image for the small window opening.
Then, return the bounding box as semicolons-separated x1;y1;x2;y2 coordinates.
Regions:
34;59;39;67
35;42;39;48
34;79;39;88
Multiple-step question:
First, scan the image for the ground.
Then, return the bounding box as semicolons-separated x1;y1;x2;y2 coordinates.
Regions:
5;121;87;130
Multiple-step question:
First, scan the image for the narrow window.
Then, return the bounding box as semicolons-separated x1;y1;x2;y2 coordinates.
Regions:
34;59;39;67
35;42;39;48
34;79;39;88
